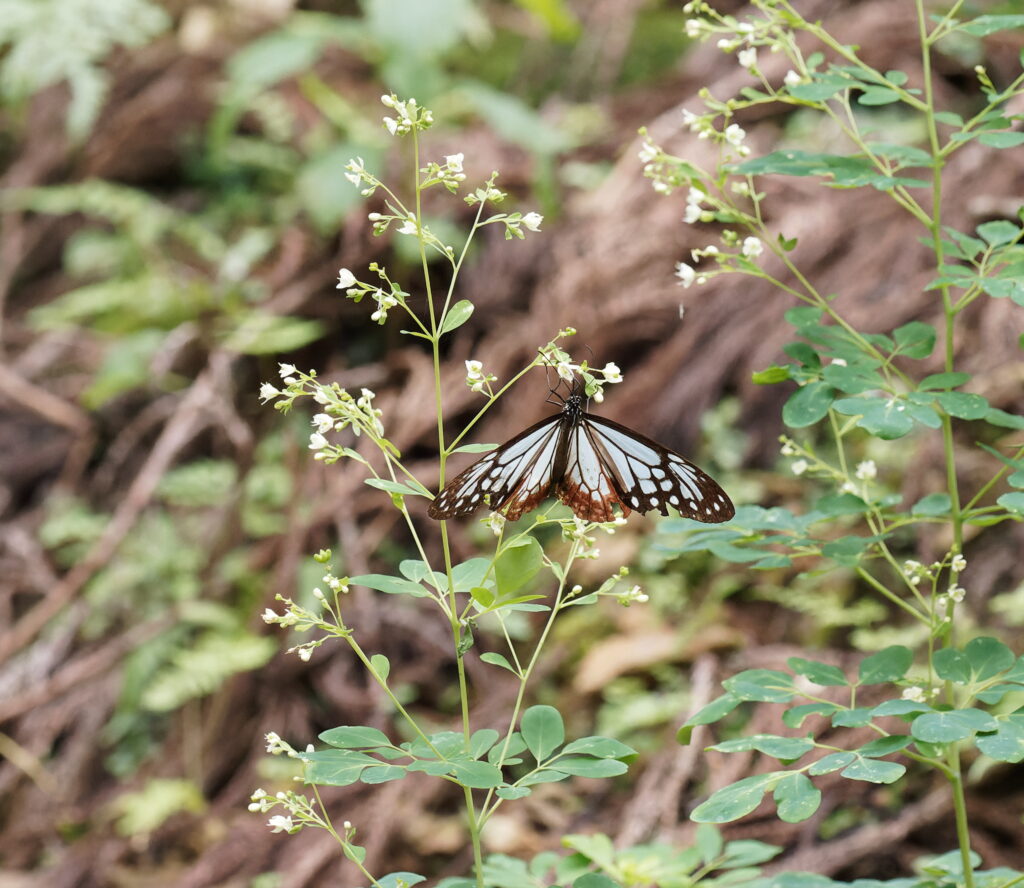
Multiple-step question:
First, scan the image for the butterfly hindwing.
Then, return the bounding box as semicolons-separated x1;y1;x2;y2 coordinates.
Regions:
555;420;630;523
427;416;563;520
584;414;734;523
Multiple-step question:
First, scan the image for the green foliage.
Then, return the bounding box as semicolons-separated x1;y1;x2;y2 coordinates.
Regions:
0;0;169;140
112;778;205;837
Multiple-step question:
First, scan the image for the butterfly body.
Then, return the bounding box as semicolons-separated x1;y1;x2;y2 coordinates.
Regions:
428;379;734;524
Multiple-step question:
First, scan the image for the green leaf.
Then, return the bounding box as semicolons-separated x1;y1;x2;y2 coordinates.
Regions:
302;749;378;786
723;669;796;703
965;636;1016;679
787;73;851;102
470;729;500;760
448;760;503;788
349;573;433;598
832;708;873;727
683;693;741;729
960;14;1024;35
892;321;936;358
370;654;391;681
494;537;542;598
440;300;474;334
547;756;628;778
932;391;990;420
912;709;999;743
319;726;392;749
934;111;963;126
933;648;970;683
976;721;1024;762
859;735;912;757
773;773;821;822
361;764;407;784
364;478;429;497
787;657;848;686
521;705;564;761
495;785;531;800
977;220;1021;246
985;408;1024;430
912;493;952;516
562;736;636;759
375;873;426;888
694;823;724;864
833;396;915;439
979;132;1024;149
807;752;855;775
573;875;622;888
452;442;498;454
783;703;841;729
691;773;779;823
783;382;836;428
480;652;518;673
840;758;905;783
998;492;1024;514
711;734;814;761
858;646;913;684
872;699;932;718
753;365;793;385
857;86;901;106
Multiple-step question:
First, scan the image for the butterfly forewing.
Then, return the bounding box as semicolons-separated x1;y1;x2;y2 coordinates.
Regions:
427;416;563;520
586;415;734;522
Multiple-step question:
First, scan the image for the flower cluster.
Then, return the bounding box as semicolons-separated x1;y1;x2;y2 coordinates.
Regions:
538;345;624;403
422;152;467;193
502;211;544;240
381;94;433;136
464;359;498;395
249;785;357;843
343;156;377;198
337;264;410;325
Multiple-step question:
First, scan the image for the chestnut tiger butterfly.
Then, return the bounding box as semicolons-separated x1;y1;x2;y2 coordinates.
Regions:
428;376;734;524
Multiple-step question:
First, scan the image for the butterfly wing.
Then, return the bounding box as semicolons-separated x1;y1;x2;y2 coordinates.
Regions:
428;415;565;521
555;419;632;523
583;414;734;523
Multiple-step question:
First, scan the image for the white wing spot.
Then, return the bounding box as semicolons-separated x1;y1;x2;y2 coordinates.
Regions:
669;495;679;505
652;467;666;479
713;501;721;511
630;496;640;507
660;479;673;491
650;496;659;507
640;479;657;494
689;500;698;511
482;479;492;491
591;489;602;500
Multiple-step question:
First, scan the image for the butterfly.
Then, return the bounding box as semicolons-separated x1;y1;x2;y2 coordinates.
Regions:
428;377;734;524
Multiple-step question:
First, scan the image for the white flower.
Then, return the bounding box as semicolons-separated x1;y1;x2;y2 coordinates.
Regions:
259;383;280;403
336;268;356;288
396;217;418;235
278;363;297;379
784;69;803;87
638;138;658;163
675;262;696;288
791;459;809;476
601;362;622;383
738;48;757;69
904;559;922;572
262;608;279;623
724;123;747;146
948;584;966;603
312;414;334;434
685;18;703;37
681;108;699;128
484;513;506;536
902;686;926;703
268;815;294;833
521;212;543;232
683;204;702;224
951;554;967;572
297;646;312;662
741;237;764;258
855;460;877;481
555;360;577;382
445;152;464;172
308;432;328;451
465;359;483;380
840;480;857;494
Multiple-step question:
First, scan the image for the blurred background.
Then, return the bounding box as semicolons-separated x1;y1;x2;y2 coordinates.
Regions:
1;0;1023;884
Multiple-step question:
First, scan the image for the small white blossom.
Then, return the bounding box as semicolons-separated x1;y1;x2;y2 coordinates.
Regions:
445;152;464;173
784;69;803;87
948;584;966;603
684;204;703;224
675;261;696;288
268;815;294;833
855;460;877;481
951;554;967;572
312;414;334;434
465;360;483;380
601;362;622;383
259;383;280;403
685;18;703;37
262;608;279;623
738;48;757;69
840;480;857;494
791;459;809;476
484;513;506;536
556;360;577;382
902;686;926;703
741;237;764;259
297;646;313;662
278;363;297;379
638;137;659;163
724;123;747;146
521;212;543;232
336;268;356;289
308;432;328;451
780;440;797;456
396;217;418;236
